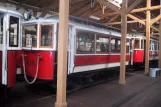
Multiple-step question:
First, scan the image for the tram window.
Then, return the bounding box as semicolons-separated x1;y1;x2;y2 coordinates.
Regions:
40;24;54;48
96;36;109;53
134;38;140;49
22;25;37;47
9;16;19;47
151;41;155;51
126;40;130;53
141;39;144;49
76;31;95;54
154;41;157;51
111;38;121;53
150;40;152;50
0;18;3;44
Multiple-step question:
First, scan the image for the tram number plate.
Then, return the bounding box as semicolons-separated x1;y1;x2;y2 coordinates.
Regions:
27;60;34;66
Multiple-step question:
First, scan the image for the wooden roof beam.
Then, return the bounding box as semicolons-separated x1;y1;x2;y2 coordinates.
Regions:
127;14;145;25
70;0;85;4
105;20;144;25
131;5;161;13
151;26;160;32
40;0;59;17
105;21;159;32
126;0;144;14
150;14;161;26
107;14;120;23
96;0;120;13
70;1;89;14
101;5;161;17
80;3;100;17
72;2;91;16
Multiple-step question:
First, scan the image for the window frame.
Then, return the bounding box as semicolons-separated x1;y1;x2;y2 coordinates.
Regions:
95;34;110;54
126;39;130;53
39;24;54;49
110;36;121;54
22;24;38;48
76;29;95;54
134;38;141;50
9;16;19;47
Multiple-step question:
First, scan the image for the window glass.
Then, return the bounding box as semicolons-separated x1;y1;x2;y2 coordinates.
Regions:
76;30;95;54
126;39;130;53
151;41;155;51
111;38;121;53
134;38;140;49
22;25;37;47
40;25;53;48
150;40;152;50
154;41;157;51
9;16;19;47
141;39;144;49
96;36;109;53
0;18;3;44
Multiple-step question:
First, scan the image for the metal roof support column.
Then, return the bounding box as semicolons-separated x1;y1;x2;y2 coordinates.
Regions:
119;0;128;85
55;0;69;107
144;0;151;75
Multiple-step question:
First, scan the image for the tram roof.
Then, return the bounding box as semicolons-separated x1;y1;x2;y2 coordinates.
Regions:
2;0;160;40
22;15;120;32
2;0;160;34
0;6;22;16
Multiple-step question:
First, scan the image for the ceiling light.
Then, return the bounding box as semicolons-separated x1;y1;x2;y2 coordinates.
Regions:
89;15;100;20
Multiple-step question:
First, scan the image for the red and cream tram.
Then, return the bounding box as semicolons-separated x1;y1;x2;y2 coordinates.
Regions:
0;8;22;88
0;14;159;88
21;15;151;83
20;16;159;84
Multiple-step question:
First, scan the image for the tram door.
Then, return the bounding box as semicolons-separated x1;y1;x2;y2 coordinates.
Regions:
130;38;134;65
67;26;74;74
0;14;3;87
0;14;21;88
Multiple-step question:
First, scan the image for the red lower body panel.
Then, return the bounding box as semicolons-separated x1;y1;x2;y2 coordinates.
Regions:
0;50;22;87
7;51;17;88
149;51;158;56
75;55;130;66
7;50;22;88
133;50;144;63
23;51;54;80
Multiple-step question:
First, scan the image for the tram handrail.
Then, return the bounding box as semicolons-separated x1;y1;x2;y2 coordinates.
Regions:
22;53;40;84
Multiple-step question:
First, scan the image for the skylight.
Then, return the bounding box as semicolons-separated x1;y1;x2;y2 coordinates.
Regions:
107;0;123;7
115;0;123;4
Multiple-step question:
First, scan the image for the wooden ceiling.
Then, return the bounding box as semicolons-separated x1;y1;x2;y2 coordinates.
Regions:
1;0;161;33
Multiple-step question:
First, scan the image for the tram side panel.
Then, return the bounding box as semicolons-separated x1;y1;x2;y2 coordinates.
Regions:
7;51;17;87
21;20;131;82
23;51;54;80
149;39;159;61
7;50;23;88
73;29;131;73
74;55;130;73
133;38;144;63
22;23;56;81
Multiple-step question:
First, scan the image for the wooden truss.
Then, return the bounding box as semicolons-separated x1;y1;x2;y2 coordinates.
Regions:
97;0;161;84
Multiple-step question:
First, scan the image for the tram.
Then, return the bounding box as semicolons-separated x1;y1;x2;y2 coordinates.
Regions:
0;7;22;88
20;15;159;84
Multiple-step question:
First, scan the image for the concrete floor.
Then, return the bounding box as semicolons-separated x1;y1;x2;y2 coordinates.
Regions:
5;71;161;107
